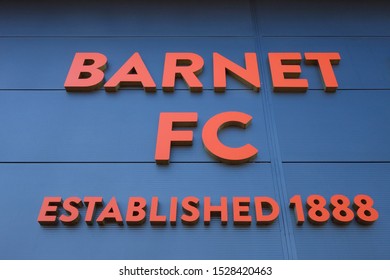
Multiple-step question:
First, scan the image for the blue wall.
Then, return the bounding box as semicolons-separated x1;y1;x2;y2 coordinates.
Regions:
0;0;389;259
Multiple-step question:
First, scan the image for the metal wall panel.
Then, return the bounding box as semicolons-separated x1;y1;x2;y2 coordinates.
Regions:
261;37;390;90
252;0;390;260
0;90;269;162
0;163;283;260
0;0;253;36
0;37;257;90
283;163;390;259
0;0;389;260
256;0;390;36
271;90;390;162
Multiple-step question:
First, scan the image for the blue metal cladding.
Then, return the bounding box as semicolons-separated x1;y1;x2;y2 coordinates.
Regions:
0;37;258;90
0;89;270;162
272;90;390;161
0;164;283;260
261;37;390;90
0;0;390;260
284;163;390;260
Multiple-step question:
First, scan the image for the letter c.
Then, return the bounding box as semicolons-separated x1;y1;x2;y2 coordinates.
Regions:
202;111;258;164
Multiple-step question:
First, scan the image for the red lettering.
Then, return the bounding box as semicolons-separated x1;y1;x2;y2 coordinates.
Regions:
155;112;198;164
204;196;228;225
104;52;156;92
64;52;107;92
59;196;83;225
202;111;258;164
84;196;103;225
37;197;62;225
254;196;279;225
96;197;123;225
268;52;308;92
305;52;341;92
233;197;252;225
214;52;260;92
181;196;200;225
170;197;178;226
150;196;167;225
162;53;204;92
126;197;147;225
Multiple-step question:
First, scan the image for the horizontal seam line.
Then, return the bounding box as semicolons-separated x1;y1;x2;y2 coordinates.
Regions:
283;161;390;164
0;161;271;164
0;89;390;92
262;35;390;38
0;35;256;38
0;89;256;91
